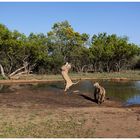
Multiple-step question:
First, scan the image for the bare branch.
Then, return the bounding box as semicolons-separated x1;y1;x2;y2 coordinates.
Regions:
9;62;28;77
0;64;8;79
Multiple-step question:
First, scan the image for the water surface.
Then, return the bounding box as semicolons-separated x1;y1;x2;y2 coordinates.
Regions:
0;80;140;106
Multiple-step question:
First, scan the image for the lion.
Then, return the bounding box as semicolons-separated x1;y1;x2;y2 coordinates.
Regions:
93;82;106;104
61;62;80;92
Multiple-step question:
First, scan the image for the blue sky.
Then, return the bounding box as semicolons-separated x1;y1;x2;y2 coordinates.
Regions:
0;2;140;45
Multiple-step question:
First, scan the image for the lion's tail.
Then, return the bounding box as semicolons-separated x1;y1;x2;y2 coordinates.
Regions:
72;78;81;85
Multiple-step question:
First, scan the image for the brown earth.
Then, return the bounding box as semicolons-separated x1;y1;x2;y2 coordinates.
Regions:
0;82;140;138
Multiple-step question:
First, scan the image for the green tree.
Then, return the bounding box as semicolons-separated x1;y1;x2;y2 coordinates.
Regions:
47;20;89;73
90;33;139;72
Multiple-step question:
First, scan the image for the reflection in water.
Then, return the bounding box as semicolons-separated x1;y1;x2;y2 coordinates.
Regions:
101;81;139;101
0;85;12;93
0;80;140;106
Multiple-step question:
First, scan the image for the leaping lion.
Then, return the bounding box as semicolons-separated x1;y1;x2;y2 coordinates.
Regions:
61;62;80;92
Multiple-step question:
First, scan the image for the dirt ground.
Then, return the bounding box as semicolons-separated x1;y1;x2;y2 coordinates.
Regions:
0;82;140;138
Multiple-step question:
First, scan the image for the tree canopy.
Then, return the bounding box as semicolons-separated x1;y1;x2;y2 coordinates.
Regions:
0;20;140;78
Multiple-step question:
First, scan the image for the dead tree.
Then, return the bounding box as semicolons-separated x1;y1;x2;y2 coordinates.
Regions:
61;62;80;92
0;61;34;80
0;64;8;79
8;61;29;79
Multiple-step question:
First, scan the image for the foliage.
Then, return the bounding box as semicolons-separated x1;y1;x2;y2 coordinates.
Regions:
90;33;139;72
0;21;140;75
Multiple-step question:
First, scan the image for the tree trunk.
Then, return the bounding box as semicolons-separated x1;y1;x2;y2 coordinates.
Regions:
0;64;8;79
9;62;28;78
81;65;87;72
0;61;33;80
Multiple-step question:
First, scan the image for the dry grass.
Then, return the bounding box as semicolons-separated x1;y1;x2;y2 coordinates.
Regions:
19;70;140;81
0;106;140;138
0;108;96;138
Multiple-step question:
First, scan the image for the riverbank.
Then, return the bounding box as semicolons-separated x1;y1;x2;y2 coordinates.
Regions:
0;85;140;138
1;70;140;84
0;93;140;138
0;70;140;137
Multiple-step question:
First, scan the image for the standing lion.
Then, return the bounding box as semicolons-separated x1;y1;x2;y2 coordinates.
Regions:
93;82;106;104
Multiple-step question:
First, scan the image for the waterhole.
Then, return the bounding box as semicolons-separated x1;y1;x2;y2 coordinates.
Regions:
0;80;140;106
